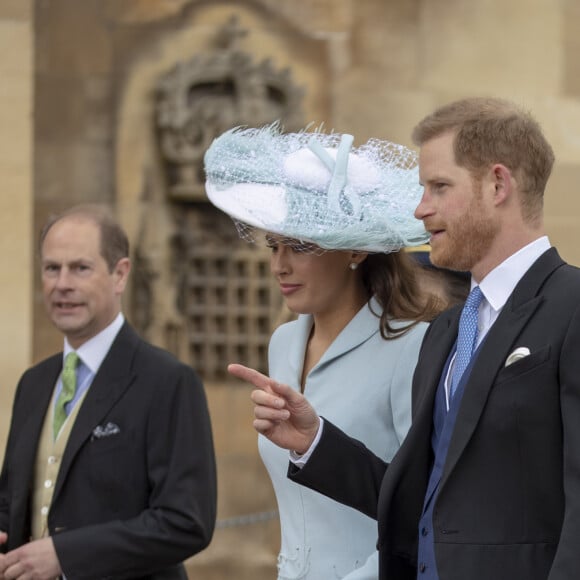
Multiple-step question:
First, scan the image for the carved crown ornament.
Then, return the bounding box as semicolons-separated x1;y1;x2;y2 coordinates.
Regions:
154;15;305;201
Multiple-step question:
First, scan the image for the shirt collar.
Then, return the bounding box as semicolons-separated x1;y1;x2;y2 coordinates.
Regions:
476;236;551;313
64;313;125;374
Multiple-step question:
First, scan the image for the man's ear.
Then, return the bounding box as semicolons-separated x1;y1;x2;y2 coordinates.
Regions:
491;164;514;206
114;257;131;293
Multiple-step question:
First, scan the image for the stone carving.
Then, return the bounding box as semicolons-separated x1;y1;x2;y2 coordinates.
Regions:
131;169;189;362
134;15;304;377
155;14;305;200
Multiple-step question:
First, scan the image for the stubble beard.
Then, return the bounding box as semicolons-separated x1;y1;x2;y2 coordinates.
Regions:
430;196;499;274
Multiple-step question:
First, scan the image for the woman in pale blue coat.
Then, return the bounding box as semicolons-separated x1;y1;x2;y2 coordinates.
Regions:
204;124;445;579
259;240;440;579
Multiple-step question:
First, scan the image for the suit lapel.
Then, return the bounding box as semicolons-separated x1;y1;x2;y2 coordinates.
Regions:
285;314;314;381
313;298;383;369
379;308;460;536
16;356;62;492
54;323;140;500
384;307;458;480
440;248;564;489
412;306;460;417
24;357;62;440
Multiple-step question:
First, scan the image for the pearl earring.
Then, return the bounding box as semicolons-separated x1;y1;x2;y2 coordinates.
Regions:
349;263;358;271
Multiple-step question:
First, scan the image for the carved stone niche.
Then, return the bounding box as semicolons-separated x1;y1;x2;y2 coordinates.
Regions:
133;16;305;381
155;15;305;201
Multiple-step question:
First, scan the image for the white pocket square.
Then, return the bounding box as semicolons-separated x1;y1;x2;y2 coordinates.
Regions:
92;422;121;439
505;347;531;367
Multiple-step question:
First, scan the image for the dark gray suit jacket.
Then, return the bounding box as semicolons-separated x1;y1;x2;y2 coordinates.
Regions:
0;323;217;580
290;248;580;580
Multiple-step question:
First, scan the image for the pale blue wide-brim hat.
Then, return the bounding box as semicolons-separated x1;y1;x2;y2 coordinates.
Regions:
204;123;428;253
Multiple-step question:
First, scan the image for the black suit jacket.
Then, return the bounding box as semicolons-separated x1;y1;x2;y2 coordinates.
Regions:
290;248;580;580
0;323;217;580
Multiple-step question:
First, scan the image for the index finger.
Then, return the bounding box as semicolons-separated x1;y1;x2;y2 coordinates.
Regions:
228;363;275;391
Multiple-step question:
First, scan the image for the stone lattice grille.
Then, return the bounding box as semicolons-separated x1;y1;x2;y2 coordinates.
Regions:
185;245;280;380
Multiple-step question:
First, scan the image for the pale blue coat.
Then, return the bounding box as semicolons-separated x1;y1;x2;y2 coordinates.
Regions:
259;298;428;579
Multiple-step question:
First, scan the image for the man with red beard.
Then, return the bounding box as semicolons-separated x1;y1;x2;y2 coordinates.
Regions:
232;97;580;580
0;205;216;580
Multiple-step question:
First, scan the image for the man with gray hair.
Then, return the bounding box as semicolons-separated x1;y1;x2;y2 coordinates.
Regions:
0;204;216;580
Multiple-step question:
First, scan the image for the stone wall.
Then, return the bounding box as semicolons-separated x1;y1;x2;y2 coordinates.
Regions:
2;0;580;578
0;0;33;449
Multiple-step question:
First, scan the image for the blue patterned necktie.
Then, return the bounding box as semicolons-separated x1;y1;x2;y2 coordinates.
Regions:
450;286;483;399
54;352;80;439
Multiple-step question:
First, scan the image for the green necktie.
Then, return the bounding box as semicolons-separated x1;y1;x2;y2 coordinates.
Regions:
54;352;80;440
